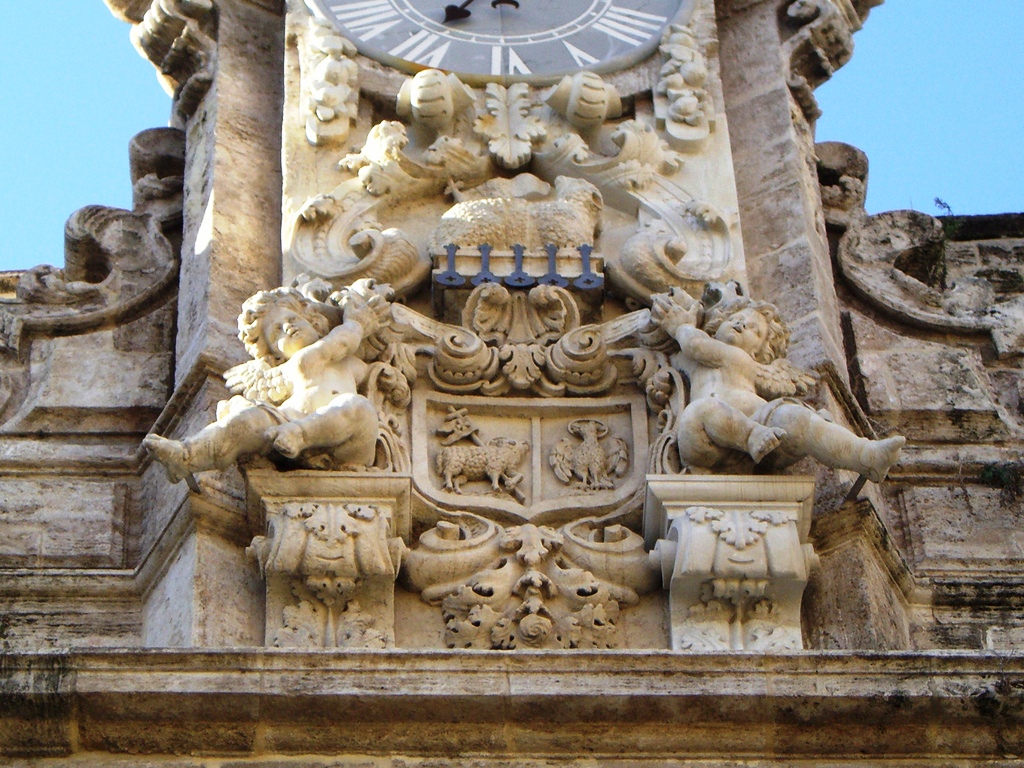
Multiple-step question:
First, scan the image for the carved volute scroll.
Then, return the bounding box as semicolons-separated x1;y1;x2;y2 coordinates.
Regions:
646;477;819;652
1;128;184;355
189;0;835;655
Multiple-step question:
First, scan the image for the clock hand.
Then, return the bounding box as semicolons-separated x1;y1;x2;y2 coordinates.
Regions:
443;0;476;22
444;0;518;22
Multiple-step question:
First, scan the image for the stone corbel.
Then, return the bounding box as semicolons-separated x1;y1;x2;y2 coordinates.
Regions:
245;471;411;649
645;476;818;651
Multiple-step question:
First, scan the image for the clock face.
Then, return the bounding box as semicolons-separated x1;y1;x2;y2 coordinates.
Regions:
306;0;683;84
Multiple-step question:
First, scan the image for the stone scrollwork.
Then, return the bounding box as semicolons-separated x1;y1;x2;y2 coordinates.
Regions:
403;513;660;650
287;69;493;291
131;0;216;123
2;205;179;354
535;118;683;213
249;501;406;649
606;203;733;305
654;504;818;651
838;211;1024;359
399;282;622;399
288;204;431;298
646;477;819;652
340;121;491;201
301;14;359;147
781;0;880;121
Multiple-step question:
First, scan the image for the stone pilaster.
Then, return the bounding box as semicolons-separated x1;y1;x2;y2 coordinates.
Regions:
715;0;846;376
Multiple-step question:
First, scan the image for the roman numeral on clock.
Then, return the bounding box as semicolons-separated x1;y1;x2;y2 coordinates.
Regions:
564;41;599;68
490;46;531;76
328;0;401;40
390;30;452;66
593;5;668;46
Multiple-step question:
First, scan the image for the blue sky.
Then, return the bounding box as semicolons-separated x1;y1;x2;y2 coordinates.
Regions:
1;2;1021;273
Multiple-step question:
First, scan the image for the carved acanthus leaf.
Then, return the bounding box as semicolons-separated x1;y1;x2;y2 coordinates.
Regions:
474;83;546;170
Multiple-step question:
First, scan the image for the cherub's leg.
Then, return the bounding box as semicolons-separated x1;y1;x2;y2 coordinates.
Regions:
144;401;279;483
266;393;378;466
677;398;783;468
766;403;905;482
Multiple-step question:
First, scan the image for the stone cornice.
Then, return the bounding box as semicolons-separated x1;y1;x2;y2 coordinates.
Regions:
4;649;1024;759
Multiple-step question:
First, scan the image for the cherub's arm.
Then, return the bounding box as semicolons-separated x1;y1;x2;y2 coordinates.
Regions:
296;318;365;369
650;294;733;369
299;294;391;368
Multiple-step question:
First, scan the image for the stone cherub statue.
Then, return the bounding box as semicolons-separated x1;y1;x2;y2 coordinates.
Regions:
144;279;395;485
649;285;905;482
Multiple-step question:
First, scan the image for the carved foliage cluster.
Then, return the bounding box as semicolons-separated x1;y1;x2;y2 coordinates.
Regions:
404;514;660;650
302;16;359;146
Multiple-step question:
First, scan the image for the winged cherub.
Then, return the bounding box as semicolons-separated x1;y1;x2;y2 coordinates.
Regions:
649;289;905;481
144;281;392;484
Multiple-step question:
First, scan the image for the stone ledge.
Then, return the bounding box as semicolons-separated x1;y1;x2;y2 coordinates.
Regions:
2;650;1023;759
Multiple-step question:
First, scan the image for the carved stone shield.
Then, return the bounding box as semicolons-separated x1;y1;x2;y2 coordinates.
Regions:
412;392;649;525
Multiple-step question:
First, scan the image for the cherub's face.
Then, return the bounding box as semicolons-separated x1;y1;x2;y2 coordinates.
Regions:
714;308;768;356
262;305;320;360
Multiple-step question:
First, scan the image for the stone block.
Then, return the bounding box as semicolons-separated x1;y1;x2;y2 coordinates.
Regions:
0;479;129;568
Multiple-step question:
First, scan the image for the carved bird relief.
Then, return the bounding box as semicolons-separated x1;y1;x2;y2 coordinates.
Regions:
549;419;629;492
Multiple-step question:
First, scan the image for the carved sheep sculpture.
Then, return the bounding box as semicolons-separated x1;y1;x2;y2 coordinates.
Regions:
430;176;603;253
436;437;529;497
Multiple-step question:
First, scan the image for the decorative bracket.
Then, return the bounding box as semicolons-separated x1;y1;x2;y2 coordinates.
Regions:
645;475;818;651
244;470;411;649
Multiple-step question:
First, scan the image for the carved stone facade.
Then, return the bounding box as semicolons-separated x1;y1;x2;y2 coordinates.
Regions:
2;0;1023;763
